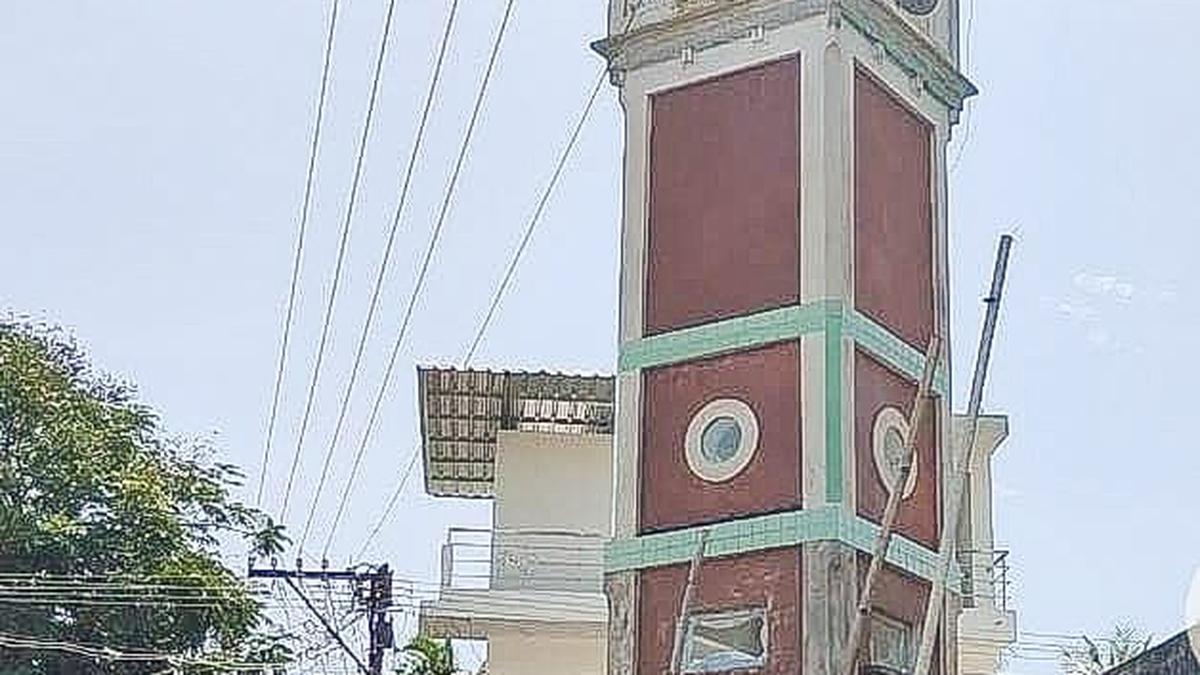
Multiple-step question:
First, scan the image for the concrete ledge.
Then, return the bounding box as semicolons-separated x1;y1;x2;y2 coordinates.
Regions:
419;589;608;639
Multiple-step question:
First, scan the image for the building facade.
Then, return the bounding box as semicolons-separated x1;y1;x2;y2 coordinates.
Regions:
415;368;615;675
594;1;1013;674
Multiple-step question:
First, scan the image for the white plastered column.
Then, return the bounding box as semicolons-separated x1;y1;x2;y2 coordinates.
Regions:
953;414;1017;675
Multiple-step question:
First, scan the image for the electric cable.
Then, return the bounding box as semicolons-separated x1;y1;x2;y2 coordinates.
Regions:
278;0;404;524
352;0;647;561
0;630;287;670
258;0;343;508
322;0;520;561
461;68;608;364
354;444;420;560
949;0;977;174
298;0;464;557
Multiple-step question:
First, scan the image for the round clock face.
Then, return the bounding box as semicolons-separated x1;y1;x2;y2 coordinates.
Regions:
897;0;939;15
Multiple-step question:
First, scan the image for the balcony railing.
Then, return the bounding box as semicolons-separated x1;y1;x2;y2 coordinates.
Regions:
957;549;1011;612
439;528;606;595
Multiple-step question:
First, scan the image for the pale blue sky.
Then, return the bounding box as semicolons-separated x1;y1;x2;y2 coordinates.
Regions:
2;0;1197;669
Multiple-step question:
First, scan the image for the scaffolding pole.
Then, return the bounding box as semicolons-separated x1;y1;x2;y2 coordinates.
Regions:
670;529;710;675
912;234;1014;675
842;334;943;675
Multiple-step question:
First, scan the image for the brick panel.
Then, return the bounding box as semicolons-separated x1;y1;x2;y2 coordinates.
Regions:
640;342;801;534
646;57;801;336
856;553;943;675
854;67;934;351
639;548;803;675
854;348;940;549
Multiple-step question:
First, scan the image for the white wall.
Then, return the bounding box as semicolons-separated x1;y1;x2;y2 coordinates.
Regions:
488;625;607;675
493;431;613;536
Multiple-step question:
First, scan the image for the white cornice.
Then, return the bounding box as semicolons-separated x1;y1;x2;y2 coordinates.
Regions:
593;0;976;111
833;0;976;110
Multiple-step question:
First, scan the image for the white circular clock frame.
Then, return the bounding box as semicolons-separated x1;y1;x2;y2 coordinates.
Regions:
872;406;919;500
684;398;761;484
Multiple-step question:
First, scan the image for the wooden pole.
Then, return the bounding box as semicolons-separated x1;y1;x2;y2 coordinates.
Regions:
670;529;711;674
842;335;943;675
912;235;1013;675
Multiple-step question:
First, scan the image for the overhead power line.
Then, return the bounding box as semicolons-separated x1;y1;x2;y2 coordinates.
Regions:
949;0;977;174
0;631;287;670
350;0;648;562
258;0;343;508
297;0;464;557
462;69;607;365
322;0;520;561
355;449;421;560
355;71;608;559
278;0;404;524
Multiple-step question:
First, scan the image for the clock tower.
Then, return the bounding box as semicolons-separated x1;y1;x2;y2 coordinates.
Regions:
594;1;997;675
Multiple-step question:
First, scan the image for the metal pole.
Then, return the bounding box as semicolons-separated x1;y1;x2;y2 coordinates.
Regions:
967;235;1013;420
670;529;710;675
842;335;943;675
912;234;1013;675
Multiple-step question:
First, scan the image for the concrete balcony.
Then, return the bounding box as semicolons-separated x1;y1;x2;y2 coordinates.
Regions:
418;528;608;639
958;549;1017;675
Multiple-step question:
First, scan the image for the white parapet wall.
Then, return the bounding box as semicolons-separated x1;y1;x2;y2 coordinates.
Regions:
489;624;607;675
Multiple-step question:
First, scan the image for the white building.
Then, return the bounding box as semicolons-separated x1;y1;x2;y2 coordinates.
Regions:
415;368;614;675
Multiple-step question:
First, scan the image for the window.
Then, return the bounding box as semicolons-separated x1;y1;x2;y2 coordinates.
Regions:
682;608;768;673
870;614;915;674
684;399;760;483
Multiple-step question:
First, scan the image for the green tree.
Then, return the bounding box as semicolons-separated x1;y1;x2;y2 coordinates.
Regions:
0;319;290;673
1061;623;1153;675
395;636;464;675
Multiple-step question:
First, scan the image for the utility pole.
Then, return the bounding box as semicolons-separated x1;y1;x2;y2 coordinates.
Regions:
367;564;394;675
249;564;395;675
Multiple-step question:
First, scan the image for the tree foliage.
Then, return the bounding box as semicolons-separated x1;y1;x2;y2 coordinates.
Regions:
395;636;464;675
1061;623;1153;675
0;319;289;673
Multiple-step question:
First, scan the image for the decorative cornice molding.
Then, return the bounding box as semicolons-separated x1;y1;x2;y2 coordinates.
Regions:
618;301;831;372
834;0;976;111
593;0;976;111
593;0;825;78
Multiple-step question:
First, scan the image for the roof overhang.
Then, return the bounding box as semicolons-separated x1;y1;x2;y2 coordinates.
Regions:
417;367;615;499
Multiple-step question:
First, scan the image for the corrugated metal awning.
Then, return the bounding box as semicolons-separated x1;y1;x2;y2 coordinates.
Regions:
418;367;614;498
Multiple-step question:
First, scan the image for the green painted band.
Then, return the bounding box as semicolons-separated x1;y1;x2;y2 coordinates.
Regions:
845;311;950;394
824;312;846;504
604;505;955;587
617;303;829;372
618;302;947;396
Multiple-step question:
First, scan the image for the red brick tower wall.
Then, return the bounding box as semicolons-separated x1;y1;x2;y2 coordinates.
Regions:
645;56;801;336
636;56;806;675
